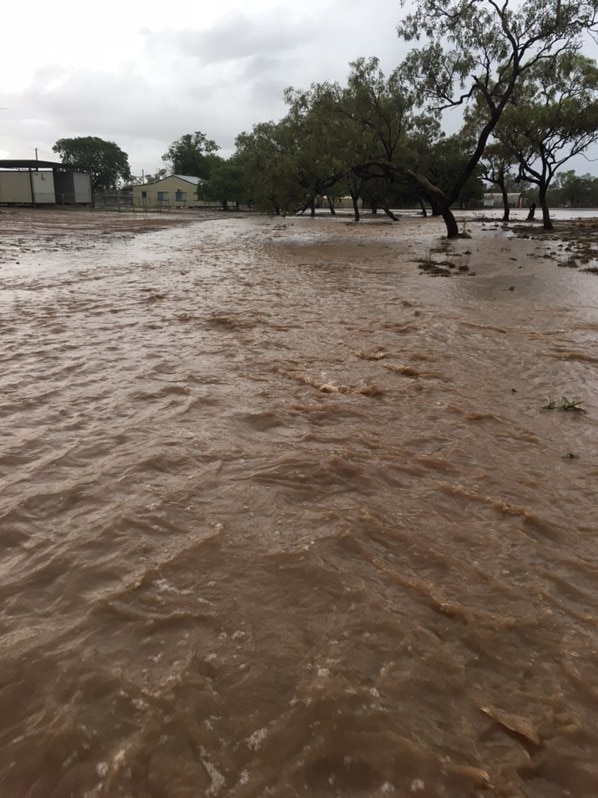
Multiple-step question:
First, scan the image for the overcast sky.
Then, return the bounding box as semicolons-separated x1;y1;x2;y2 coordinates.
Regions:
0;0;406;177
3;1;598;179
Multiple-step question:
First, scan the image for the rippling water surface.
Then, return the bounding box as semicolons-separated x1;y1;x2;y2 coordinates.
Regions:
1;210;597;797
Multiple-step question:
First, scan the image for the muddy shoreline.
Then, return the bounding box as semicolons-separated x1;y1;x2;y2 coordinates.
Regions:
0;207;598;271
2;206;598;272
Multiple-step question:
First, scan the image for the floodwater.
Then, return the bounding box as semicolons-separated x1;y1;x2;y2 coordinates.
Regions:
1;209;597;798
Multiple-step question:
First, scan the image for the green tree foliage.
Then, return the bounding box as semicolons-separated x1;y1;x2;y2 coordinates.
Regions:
550;170;598;206
274;58;441;221
163;131;220;180
198;156;247;211
340;58;440;219
236;58;436;221
232;1;598;230
396;0;598;236
235;121;300;214
52;136;131;192
422;134;485;210
344;58;411;163
281;82;348;216
493;53;598;229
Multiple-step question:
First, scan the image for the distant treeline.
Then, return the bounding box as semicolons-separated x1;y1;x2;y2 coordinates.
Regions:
536;171;598;208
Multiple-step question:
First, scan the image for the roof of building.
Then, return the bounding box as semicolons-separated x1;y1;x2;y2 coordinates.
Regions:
176;175;204;184
0;159;71;170
140;174;205;187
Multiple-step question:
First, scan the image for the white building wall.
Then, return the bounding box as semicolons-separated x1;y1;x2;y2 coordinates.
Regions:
31;171;55;203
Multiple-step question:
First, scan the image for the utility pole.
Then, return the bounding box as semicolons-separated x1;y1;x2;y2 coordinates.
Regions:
29;168;36;209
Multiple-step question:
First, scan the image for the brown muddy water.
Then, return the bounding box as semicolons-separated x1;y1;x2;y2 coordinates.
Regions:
1;208;597;798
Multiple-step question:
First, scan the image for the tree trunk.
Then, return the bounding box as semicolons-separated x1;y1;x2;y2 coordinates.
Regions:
499;181;510;222
408;171;458;237
380;203;400;221
327;195;336;215
351;192;360;222
539;185;553;230
441;206;459;239
354;163;459;238
417;198;427;218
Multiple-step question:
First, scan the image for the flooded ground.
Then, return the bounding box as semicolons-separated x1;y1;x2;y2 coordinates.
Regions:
1;207;597;797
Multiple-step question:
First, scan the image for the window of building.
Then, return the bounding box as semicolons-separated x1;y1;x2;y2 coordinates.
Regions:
175;191;187;202
157;191;169;202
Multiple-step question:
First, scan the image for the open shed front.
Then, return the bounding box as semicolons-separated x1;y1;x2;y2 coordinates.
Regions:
54;171;92;204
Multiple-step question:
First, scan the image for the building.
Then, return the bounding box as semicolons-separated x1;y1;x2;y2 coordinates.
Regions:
0;160;92;205
483;192;524;208
0;168;55;204
131;175;211;209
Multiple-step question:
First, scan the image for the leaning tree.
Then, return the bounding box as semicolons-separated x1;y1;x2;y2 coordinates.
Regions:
340;57;424;219
392;0;598;237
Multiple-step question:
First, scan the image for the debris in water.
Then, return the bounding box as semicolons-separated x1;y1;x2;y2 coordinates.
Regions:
479;705;540;746
354;349;388;361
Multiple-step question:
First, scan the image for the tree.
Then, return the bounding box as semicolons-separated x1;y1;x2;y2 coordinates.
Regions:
198;156;247;211
551;170;598;206
425;134;485;210
394;0;598;237
282;82;347;216
340;58;437;220
493;53;598;229
478;142;519;221
52;136;131;192
163;131;220;180
235;121;300;214
146;167;168;183
266;58;435;222
274;60;415;221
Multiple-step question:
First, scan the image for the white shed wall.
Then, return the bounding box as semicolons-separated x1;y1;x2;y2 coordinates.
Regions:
32;171;55;203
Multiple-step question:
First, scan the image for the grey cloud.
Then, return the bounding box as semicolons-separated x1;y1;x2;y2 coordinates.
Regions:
2;2;411;175
7;58;290;171
142;9;317;65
